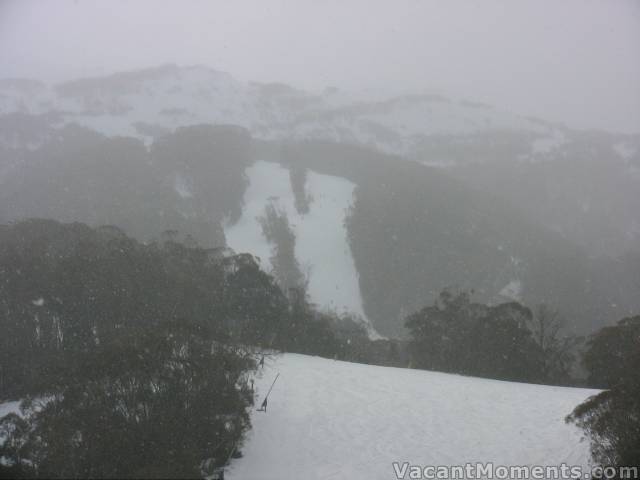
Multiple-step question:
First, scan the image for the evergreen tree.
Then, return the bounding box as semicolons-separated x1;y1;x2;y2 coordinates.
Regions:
528;304;579;384
405;289;545;382
1;322;256;478
566;316;640;470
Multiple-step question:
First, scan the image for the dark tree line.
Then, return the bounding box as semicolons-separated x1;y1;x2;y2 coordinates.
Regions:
405;289;639;468
405;289;576;384
0;219;358;399
258;202;307;292
566;316;640;472
0;323;255;478
0;124;253;250
4;219;635;475
0;219;363;477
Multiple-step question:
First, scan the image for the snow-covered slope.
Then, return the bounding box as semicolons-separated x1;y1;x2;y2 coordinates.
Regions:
2;65;637;335
0;65;567;157
0;401;21;445
0;401;20;419
229;354;597;480
225;161;375;335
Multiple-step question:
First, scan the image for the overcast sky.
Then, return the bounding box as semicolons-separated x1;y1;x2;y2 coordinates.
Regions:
1;0;639;133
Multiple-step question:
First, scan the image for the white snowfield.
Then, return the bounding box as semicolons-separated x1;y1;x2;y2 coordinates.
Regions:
0;401;22;446
0;65;564;157
225;160;378;337
228;354;598;480
0;401;20;420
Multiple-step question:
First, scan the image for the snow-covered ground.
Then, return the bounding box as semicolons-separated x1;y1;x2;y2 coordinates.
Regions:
225;161;375;335
0;401;21;445
0;65;565;157
229;353;598;480
0;355;599;478
0;401;20;419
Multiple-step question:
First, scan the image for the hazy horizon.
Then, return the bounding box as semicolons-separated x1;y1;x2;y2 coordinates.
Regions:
0;3;639;475
1;0;639;133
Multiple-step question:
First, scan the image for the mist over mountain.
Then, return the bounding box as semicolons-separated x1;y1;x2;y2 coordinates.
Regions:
1;64;638;337
2;0;640;474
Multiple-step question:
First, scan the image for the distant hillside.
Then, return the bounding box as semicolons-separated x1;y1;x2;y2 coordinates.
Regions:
265;141;638;335
1;64;638;256
2;126;637;336
0;63;626;159
1;65;638;336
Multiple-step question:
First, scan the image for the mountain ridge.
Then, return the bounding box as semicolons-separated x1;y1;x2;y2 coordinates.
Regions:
1;65;638;336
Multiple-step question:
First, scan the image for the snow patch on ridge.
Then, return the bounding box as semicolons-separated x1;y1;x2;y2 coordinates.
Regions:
613;142;637;160
224;161;376;336
224;161;293;273
499;279;523;301
531;130;566;155
173;174;194;199
0;66;562;161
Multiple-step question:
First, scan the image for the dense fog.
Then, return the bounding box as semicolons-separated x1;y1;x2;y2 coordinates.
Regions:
1;1;639;478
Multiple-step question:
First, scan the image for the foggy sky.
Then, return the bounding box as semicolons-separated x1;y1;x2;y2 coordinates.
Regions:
1;0;639;133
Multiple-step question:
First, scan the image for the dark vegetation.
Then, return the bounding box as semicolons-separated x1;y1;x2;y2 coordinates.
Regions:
258;202;306;291
566;316;640;472
0;324;255;478
288;164;312;215
449;131;640;257
404;289;577;384
267;140;639;337
0;124;252;249
0;219;637;475
404;289;640;466
0;219;365;400
0;219;365;477
0;120;638;473
2;124;638;338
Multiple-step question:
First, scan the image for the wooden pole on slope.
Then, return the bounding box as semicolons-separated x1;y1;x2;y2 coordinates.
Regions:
264;372;280;400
